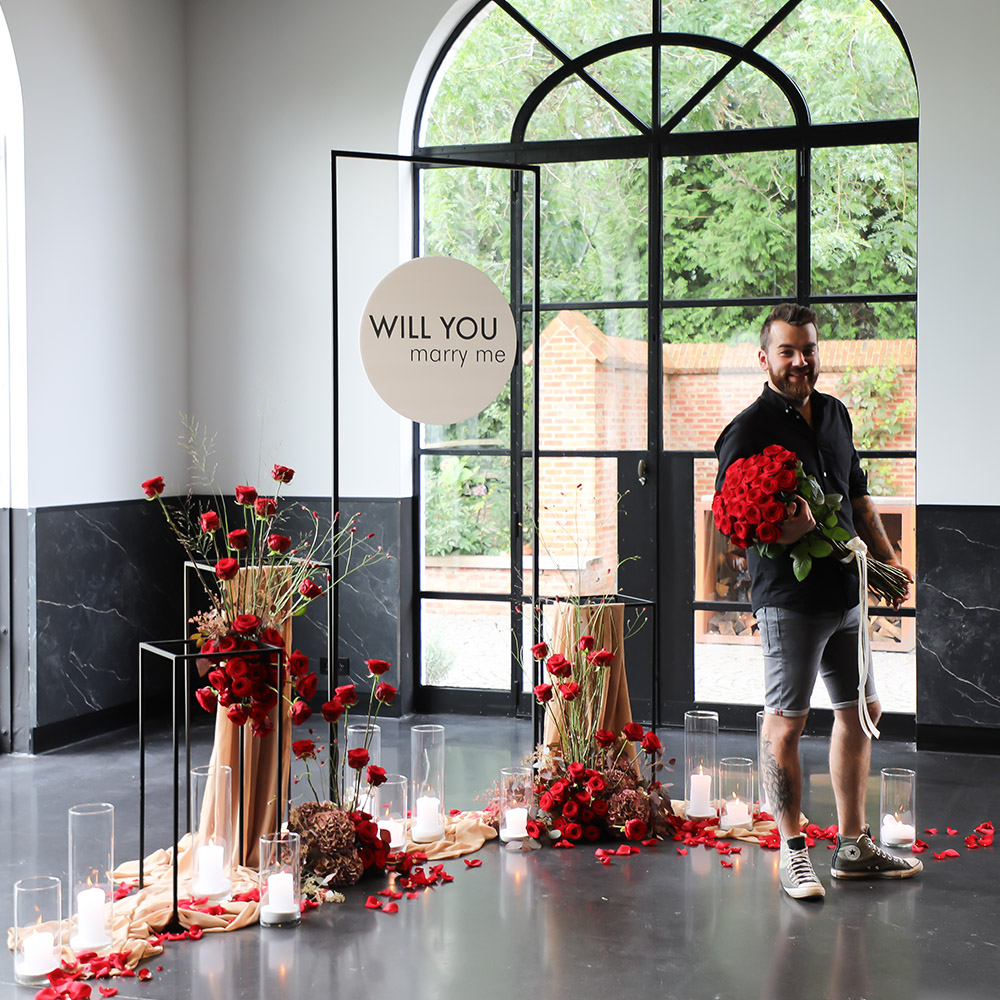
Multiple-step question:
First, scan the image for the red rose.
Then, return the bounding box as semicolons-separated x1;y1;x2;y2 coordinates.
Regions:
335;683;358;707
559;682;580;701
208;669;228;692
199;511;220;532
744;504;762;525
347;747;370;770
214;557;239;581
641;731;662;754
321;697;344;723
296;672;318;701
367;765;387;787
533;683;553;704
761;502;785;525
562;822;583;841
776;469;798;490
251;716;275;739
583;824;602;841
374;682;397;705
624;818;647;841
526;819;544;840
577;634;595;652
549;780;569;802
226;529;249;551
272;464;295;484
231;676;252;698
235;485;257;506
141;476;165;498
546;653;571;677
567;761;586;781
259;627;285;651
227;705;248;726
575;790;592;806
531;641;549;659
289;699;312;725
225;657;248;678
254;497;277;519
758;476;779;495
285;649;309;676
756;522;782;543
299;579;323;599
561;800;580;819
594;729;616;748
591;798;609;818
218;635;239;653
622;721;645;741
587;649;615;667
366;658;391;676
587;775;606;794
231;614;260;634
267;533;292;554
292;739;317;760
538;792;555;813
195;687;217;713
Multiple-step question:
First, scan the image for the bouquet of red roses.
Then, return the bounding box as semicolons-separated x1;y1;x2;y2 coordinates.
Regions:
712;443;907;605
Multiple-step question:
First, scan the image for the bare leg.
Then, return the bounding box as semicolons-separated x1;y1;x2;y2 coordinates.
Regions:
830;701;880;839
761;712;809;840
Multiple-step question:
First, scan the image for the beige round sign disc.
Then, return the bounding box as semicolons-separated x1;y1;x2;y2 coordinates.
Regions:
359;256;517;425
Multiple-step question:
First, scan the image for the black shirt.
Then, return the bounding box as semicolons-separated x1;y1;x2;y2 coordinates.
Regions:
714;383;868;614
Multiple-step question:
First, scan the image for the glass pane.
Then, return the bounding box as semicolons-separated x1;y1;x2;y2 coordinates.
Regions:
421;3;559;146
529;309;647;452
661;0;790;45
662;305;768;451
421;166;511;298
812;299;916;343
421;599;511;688
525;77;640;141
588;48;653;127
523;456;620;599
539;159;648;303
512;0;651;59
673;61;796;132
660;46;726;125
664;150;796;300
421;454;511;593
756;0;918;124
811;144;917;297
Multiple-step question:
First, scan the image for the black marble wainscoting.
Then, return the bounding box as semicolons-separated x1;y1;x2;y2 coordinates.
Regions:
26;500;182;752
917;505;1000;751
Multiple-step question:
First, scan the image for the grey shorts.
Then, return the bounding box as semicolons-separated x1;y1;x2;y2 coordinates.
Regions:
757;605;877;717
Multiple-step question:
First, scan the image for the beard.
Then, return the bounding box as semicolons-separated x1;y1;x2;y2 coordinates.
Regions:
769;366;816;403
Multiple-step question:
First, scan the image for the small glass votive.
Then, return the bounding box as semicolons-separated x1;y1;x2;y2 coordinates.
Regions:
756;710;770;813
258;831;301;927
13;876;62;985
68;802;114;952
684;710;718;819
880;767;916;848
410;724;446;842
499;766;533;842
718;757;754;831
345;723;381;812
191;764;233;902
374;773;408;849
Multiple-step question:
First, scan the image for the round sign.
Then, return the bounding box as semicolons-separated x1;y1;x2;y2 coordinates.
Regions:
359;256;517;425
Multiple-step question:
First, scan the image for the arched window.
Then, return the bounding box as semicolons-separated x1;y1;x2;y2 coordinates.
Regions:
411;0;917;725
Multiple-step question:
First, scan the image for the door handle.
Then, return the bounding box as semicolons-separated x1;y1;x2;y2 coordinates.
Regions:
637;459;648;486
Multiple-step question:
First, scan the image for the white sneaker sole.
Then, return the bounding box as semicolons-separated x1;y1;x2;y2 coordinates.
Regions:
831;861;922;880
781;881;826;898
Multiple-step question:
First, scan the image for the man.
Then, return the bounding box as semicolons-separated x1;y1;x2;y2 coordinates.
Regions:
714;302;920;900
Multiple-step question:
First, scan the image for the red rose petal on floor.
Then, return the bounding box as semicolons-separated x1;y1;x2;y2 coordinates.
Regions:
406;892;418;899
925;828;938;835
389;890;403;899
947;827;958;836
677;848;688;855
599;857;612;865
594;848;610;857
75;953;98;964
449;809;462;816
965;835;979;848
364;896;382;909
440;872;455;881
138;969;153;981
721;859;734;868
382;902;399;914
119;970;135;978
642;838;659;847
463;859;482;868
615;845;632;856
186;927;203;940
99;989;118;997
156;967;163;972
301;899;319;911
377;889;395;896
943;848;961;857
730;846;742;853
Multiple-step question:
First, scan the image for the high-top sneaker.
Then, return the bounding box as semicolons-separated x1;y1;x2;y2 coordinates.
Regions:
831;826;923;879
779;834;826;899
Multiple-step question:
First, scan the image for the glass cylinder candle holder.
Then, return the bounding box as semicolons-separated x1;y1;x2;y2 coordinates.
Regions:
345;723;381;812
190;764;233;902
880;767;916;848
499;766;533;842
374;773;408;850
684;710;718;819
756;710;770;813
13;876;62;985
718;757;755;831
410;724;446;842
68;802;114;952
258;832;301;927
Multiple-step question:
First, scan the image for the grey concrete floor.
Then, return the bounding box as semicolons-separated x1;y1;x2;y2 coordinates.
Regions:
1;715;998;999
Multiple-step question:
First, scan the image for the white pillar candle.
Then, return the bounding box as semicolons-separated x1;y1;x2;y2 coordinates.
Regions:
880;813;915;846
260;872;298;923
719;797;752;831
501;807;529;840
412;795;444;841
378;818;405;850
194;843;230;896
687;771;713;817
74;887;109;948
18;931;57;976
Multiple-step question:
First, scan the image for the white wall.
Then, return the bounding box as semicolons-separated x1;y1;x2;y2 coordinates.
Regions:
0;0;187;508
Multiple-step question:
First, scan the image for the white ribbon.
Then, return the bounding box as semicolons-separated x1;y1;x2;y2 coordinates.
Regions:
841;536;879;740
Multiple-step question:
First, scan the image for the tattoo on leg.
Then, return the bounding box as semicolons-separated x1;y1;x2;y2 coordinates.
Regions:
761;732;793;819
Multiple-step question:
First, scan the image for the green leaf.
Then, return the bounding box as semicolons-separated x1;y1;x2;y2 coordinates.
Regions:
791;550;813;581
826;526;852;541
293;605;309;617
824;513;838;528
823;493;843;508
758;542;785;559
808;537;833;558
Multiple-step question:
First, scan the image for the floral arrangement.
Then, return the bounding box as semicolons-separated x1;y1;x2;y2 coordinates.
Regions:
712;443;907;604
141;428;385;737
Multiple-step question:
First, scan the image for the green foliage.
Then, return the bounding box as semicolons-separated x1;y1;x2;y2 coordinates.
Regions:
423;455;511;557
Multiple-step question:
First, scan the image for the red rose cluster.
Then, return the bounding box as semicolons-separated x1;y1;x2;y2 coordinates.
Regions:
712;444;800;548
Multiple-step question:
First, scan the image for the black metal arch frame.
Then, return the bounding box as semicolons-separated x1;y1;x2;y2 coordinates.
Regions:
408;0;918;736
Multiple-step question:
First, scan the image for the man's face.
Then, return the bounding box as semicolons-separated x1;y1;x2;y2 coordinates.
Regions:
759;319;819;404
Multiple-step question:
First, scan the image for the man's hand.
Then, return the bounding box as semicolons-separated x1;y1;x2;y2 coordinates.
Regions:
777;495;815;545
885;558;914;608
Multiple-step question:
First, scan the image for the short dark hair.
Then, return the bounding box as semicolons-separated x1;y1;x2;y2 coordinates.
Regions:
760;303;819;350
